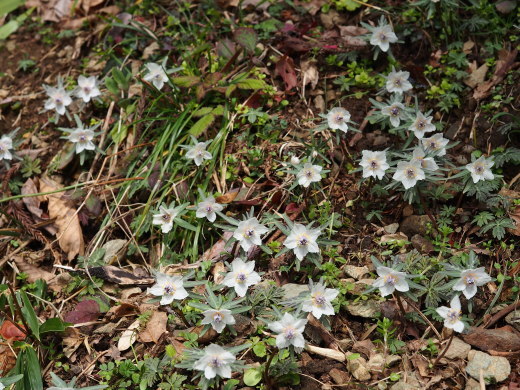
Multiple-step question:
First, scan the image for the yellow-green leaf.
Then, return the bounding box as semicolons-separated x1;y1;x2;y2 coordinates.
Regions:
171;76;200;87
189;114;215;137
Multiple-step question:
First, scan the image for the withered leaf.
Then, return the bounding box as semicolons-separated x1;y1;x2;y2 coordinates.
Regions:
87;266;155;286
64;300;100;324
275;55;298;91
139;311;167;343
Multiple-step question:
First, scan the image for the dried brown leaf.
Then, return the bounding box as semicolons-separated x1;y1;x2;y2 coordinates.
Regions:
139;311;167;343
40;177;84;260
301;59;319;90
275;55;298;91
215;189;239;204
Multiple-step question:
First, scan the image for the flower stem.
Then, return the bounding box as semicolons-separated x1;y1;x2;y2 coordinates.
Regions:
174;304;192;328
432;331;454;368
394;292;407;319
263;351;277;388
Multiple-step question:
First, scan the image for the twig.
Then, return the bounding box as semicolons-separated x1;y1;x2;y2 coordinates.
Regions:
402;297;442;340
432;331;454;367
483;300;520;329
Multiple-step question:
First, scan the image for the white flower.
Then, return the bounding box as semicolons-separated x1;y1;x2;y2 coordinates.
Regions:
411;147;439;171
283;223;321;261
465;156;494;183
196;196;223;223
143;62;169;90
373;266;410;297
302;282;339;319
152;205;180;233
193;344;236;379
0;382;5;390
67;129;96;154
233;218;268;252
359;150;389;180
185;141;212;166
290;155;300;165
75;75;101;102
392;160;425;189
381;102;406;127
452;267;492;299
369;24;398;52
436;295;464;333
385;68;413;94
43;84;72;115
222;258;261;297
0;136;14;161
296;163;322;188
409;112;435;139
201;309;236;333
421;133;449;156
327;107;351;133
148;273;189;305
268;313;307;352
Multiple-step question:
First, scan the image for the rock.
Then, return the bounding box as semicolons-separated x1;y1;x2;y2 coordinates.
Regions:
329;368;350;385
465;378;480;390
281;283;308;300
346;353;371;381
402;205;414;217
343;265;369;280
444;337;471;360
465;350;511;383
390;373;422;390
505;309;520;331
346;300;380;318
400;215;431;236
411;234;434;253
384;223;399;234
380;233;409;244
367;354;401;372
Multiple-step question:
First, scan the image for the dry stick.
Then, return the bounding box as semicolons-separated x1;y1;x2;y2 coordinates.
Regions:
402;297;442;340
432;331;454;368
483;301;520;329
394;292;408;319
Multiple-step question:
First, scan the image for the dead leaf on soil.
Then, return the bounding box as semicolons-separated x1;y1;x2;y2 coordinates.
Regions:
39;177;84;261
87;265;155;286
499;188;520;236
62;327;83;359
473;49;518;100
301;59;319;90
0;343;17;374
139;311;167;343
215;188;240;203
12;255;63;292
0;321;26;341
212;261;226;284
464;63;489;88
21;178;57;235
64;300;101;324
200;231;233;261
339;26;368;47
275;55;298;91
118;319;140;351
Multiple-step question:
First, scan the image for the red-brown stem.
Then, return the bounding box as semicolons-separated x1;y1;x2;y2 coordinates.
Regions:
432;331;454;368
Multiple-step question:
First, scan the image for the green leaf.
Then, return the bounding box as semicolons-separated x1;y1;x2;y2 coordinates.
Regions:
0;20;20;40
14;347;43;390
236;78;265;90
0;374;23;386
225;84;237;98
19;291;40;340
212;105;224;116
112;68;129;91
222;379;240;390
233;27;258;53
174;218;198;232
0;0;24;16
252;342;266;357
193;107;214;117
189;114;216;137
171;76;200;87
105;77;119;95
39;318;70;334
347;353;361;360
243;368;262;386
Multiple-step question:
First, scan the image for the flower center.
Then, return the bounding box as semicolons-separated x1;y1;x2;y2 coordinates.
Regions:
465;274;476;285
205;206;213;213
475;164;484;174
213;312;223;323
79;135;86;142
447;309;461;323
417;121;425;129
313;294;326;307
406;168;416;178
378;32;387;42
394;79;401;86
164;285;175;295
162;213;171;221
429;142;437;149
335;115;344;123
298;237;308;246
284;326;296;339
305;170;313;178
210;357;222;368
370;160;378;169
84;87;91;93
55;97;63;104
384;274;397;285
245;229;254;237
236;272;247;283
390;107;399;116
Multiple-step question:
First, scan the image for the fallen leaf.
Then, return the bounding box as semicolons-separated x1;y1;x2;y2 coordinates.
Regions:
0;321;26;341
464;63;488;88
301;59;319;90
496;0;517;13
39;177;84;260
339;26;368;47
118;319;140;351
81;0;105;14
88;265;155;285
275;55;298;91
139;311;167;343
21;178;57;235
212;261;226;284
215;188;239;203
473;49;518;100
200;231;233;261
64;300;100;324
0;343;16;374
62;327;83;358
12;256;62;292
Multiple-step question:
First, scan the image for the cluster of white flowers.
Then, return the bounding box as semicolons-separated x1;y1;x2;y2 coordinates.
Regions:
372;262;491;333
44;75;101;116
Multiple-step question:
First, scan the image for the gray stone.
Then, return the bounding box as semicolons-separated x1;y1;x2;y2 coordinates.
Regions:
390;373;422;390
346;300;379;318
343;265;370;280
400;215;432;236
505;309;520;332
411;234;434;253
466;350;511;383
281;283;309;300
346;353;371;381
444;337;471;360
384;223;399;234
367;354;401;372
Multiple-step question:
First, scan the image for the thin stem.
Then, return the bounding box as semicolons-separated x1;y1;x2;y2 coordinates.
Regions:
174;303;192;328
394;293;407;319
401;297;442;340
263;351;276;388
432;331;454;368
